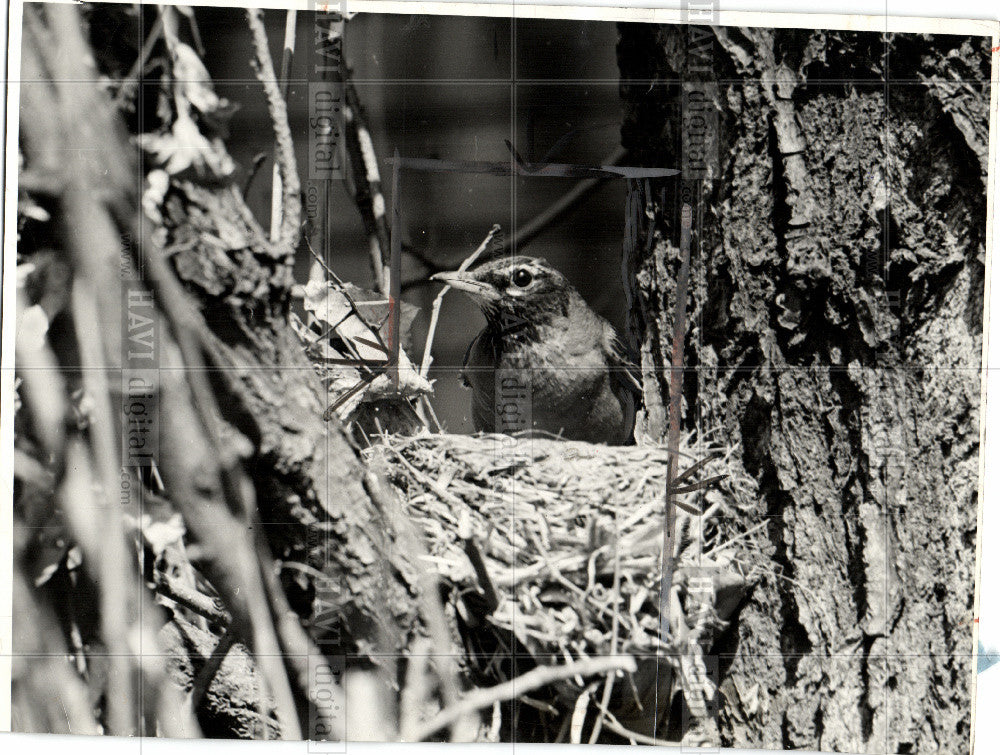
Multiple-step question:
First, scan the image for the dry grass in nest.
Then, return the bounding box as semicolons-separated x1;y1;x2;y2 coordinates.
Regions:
363;429;759;737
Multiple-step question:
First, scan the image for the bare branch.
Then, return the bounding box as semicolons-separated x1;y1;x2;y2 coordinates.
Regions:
247;9;301;257
411;655;637;741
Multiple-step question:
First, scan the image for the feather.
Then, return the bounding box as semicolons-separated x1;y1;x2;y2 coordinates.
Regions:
601;321;643;394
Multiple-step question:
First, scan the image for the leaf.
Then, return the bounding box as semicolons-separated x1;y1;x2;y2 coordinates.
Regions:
138;113;235;177
18;196;50;223
16;304;50;354
300;278;387;363
340;282;421;353
294;278;432;420
171;42;238;134
171;43;216;112
141;513;187;557
141;169;170;224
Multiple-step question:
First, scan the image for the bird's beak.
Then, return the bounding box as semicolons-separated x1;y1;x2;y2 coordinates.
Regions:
430;271;497;301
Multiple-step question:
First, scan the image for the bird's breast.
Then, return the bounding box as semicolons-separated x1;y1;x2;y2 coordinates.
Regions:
463;323;632;444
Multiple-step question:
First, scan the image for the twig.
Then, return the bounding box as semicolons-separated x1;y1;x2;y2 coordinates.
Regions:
658;202;693;642
345;80;392;293
182;6;206;56
420;394;445;433
590;475;624;743
673;451;723;486
412;655;637;741
269;10;297;243
458;510;500;615
420;224;501;379
671;474;727;496
243;152;270;196
571;681;599;743
249;509;345;743
247;9;301;256
488;701;503;742
304;238;393;357
23;7;137;733
72;284;136;736
113;11;164;107
388;148;402;387
156;573;231;627
703;519;769;559
189;627;237;709
399;638;433;741
496;146;627;254
594;703;679;747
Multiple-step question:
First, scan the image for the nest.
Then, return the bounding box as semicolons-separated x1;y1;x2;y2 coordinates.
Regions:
364;430;759;742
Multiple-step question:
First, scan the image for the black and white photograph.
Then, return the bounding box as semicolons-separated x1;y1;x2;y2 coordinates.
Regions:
1;2;996;753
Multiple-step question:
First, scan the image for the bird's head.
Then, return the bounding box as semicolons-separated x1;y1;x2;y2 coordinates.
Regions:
431;256;577;330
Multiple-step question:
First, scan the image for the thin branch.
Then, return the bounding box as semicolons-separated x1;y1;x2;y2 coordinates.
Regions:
345;80;392;293
590;476;624;744
190;627;237;709
242;151;270;196
71;285;136;736
25;5;138;733
420;394;445;433
113;11;164;107
497;145;627;254
420;224;501;379
249;510;346;743
399;639;433;741
658;201;694;643
594;703;679;746
247;9;301;256
155;573;231;627
269;10;297;243
458;510;499;615
388;148;402;386
703;519;769;559
411;655;637;741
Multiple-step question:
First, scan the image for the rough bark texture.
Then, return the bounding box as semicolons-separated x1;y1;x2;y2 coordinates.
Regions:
619;26;988;753
159;179;421;661
161;615;280;739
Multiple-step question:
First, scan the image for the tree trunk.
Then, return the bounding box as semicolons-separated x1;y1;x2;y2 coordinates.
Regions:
619;24;987;753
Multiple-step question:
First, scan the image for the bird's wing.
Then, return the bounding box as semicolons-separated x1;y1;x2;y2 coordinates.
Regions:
460;333;478;388
601;321;643;395
461;330;496;388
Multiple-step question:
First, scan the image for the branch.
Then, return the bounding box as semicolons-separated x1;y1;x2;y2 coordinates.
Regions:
658;201;693;642
269;10;297;244
497;146;627;254
155;573;232;627
411;655;637;741
345;80;392;293
420;224;501;379
247;9;301;257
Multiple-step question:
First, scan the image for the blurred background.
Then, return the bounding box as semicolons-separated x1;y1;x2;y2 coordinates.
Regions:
196;10;628;432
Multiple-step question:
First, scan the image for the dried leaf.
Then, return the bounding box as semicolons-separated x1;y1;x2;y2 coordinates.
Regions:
142;514;187;558
138;113;235;177
17;304;50;353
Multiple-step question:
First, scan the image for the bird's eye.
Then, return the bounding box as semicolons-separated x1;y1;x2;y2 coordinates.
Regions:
512;268;533;288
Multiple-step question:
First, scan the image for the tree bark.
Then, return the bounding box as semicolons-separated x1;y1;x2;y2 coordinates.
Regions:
16;5;426;738
619;25;987;753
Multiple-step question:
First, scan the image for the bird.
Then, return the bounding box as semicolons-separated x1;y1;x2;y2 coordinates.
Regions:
431;256;640;445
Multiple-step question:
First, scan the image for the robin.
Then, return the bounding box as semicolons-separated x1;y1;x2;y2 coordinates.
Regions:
431;256;640;445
